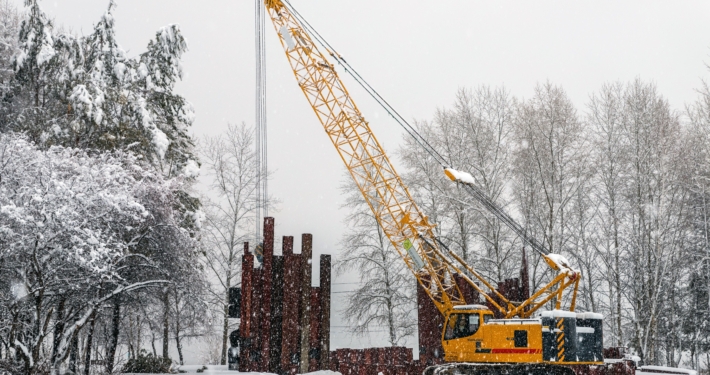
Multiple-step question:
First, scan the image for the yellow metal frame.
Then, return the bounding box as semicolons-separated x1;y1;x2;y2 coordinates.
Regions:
263;0;581;320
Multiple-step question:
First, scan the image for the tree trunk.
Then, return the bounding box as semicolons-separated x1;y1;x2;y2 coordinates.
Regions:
221;297;229;365
221;268;232;366
84;310;97;375
106;298;121;374
174;292;185;366
51;297;66;374
68;332;79;374
163;289;170;359
175;334;184;366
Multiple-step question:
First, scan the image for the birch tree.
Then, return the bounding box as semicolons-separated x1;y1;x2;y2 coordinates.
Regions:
587;82;629;345
512;82;588;294
399;86;518;281
200;123;267;364
336;175;416;346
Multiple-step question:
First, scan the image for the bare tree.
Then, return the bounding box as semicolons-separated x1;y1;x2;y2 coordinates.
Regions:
619;80;686;365
685;78;710;370
200;123;271;364
512;82;588;293
399;86;519;282
336;175;416;346
587;82;628;345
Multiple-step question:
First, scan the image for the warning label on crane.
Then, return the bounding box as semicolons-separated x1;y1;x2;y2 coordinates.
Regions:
403;239;425;270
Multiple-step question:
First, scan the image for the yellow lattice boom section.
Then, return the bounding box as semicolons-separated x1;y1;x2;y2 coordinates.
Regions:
264;0;465;314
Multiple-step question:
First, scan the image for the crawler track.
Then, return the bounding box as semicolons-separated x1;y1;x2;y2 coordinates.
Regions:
424;363;576;375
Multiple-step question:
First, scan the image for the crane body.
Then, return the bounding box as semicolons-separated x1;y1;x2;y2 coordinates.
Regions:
263;1;603;374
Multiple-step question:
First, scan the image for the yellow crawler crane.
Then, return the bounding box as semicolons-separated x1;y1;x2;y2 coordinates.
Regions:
263;1;603;374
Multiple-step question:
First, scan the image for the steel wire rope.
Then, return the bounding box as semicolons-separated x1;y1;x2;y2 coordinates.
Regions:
282;0;449;168
281;0;550;257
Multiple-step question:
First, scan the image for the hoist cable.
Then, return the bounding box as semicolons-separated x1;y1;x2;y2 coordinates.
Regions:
282;0;550;257
283;0;449;168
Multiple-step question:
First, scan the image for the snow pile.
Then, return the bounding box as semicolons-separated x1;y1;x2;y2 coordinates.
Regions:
173;366;342;375
540;309;577;319
546;253;580;276
638;366;697;375
182;159;200;178
445;167;476;184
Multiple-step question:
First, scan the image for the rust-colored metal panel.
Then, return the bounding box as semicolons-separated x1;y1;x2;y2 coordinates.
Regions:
239;242;253;371
259;217;275;371
281;236;301;375
319;254;332;370
417;276;444;366
299;234;313;373
453;273;479;305
520;248;530;308
309;287;321;371
251;266;263;368
270;255;284;373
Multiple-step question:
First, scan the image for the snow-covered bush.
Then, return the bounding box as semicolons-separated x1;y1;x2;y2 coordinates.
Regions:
0;133;198;374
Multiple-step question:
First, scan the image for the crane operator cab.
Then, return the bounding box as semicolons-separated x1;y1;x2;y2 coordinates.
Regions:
442;305;604;368
443;305;543;364
444;308;491;340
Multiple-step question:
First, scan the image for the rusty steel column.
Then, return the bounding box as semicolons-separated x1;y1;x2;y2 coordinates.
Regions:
319;254;331;370
299;234;313;374
281;236;301;375
417;276;444;366
259;217;275;371
270;254;284;373
239;242;254;371
308;286;321;371
519;248;530;304
453;273;479;304
251;266;263;368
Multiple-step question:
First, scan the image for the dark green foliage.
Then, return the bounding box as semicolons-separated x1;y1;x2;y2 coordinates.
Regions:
121;351;172;374
3;0;198;178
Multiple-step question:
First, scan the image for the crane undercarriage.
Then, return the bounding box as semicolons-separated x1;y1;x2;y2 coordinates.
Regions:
425;363;576;375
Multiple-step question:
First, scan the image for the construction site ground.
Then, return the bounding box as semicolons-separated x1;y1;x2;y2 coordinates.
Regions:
126;367;341;375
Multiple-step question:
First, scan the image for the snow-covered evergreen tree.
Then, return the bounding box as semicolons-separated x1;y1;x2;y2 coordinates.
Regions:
4;0;197;179
0;0;21;97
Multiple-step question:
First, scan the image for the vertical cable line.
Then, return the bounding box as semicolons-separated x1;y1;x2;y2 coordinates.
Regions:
255;0;268;242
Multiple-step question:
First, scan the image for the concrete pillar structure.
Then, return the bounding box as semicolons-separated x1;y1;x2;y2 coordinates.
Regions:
251;267;263;367
453;273;480;305
240;220;333;374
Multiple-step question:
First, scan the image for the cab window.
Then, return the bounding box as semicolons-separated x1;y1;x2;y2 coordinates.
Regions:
444;313;481;340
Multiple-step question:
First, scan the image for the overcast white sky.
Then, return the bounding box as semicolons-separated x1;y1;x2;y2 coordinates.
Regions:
14;0;710;361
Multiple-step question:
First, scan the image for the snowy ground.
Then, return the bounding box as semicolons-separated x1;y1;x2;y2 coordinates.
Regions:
125;366;342;375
